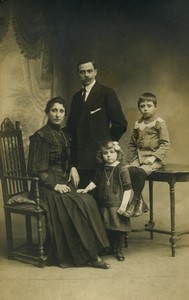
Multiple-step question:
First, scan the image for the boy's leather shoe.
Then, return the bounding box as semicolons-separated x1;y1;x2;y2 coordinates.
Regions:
133;199;149;217
124;200;136;217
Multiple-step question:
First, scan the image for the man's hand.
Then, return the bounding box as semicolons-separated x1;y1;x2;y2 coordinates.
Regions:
68;167;80;188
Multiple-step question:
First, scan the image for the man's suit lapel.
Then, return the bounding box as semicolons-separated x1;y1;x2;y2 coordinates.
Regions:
76;89;85;119
79;82;101;122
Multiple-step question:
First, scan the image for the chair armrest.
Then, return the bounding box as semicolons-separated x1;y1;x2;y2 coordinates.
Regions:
4;175;39;181
4;175;41;210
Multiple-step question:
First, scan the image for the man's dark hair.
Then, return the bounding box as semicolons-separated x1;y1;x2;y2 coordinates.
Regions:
77;58;96;71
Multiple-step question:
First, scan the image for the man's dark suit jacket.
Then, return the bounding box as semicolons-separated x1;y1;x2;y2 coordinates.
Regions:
66;81;127;170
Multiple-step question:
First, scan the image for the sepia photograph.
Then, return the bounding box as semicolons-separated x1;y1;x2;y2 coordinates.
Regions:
0;0;189;299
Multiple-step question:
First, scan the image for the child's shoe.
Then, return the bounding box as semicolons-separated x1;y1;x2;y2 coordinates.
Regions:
123;199;137;217
116;251;125;261
115;232;125;261
133;198;149;217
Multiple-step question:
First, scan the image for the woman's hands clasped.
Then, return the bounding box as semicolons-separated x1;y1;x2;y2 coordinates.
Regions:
54;184;71;194
54;167;80;194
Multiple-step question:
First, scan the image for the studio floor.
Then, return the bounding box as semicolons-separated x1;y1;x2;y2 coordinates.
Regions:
0;186;189;300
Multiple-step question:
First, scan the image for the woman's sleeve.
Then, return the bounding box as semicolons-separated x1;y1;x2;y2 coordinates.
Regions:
27;134;56;190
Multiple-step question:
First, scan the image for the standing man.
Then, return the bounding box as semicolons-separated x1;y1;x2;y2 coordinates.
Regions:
66;58;127;188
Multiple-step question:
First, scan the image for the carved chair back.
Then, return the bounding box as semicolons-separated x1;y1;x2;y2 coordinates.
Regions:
0;118;47;267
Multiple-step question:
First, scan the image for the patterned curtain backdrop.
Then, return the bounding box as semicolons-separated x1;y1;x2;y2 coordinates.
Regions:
12;0;46;59
0;0;11;43
0;0;58;156
12;0;54;89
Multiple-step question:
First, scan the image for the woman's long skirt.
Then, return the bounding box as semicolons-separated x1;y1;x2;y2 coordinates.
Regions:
40;186;109;267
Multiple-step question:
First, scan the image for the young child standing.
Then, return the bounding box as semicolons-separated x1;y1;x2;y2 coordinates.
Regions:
125;92;170;217
77;141;132;261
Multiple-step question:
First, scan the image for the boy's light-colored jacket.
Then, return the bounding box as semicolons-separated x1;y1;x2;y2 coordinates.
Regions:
127;117;170;166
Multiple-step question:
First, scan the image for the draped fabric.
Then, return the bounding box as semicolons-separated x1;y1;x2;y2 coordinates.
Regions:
0;0;58;149
12;0;54;90
21;54;52;112
12;0;47;59
0;0;54;91
0;1;11;43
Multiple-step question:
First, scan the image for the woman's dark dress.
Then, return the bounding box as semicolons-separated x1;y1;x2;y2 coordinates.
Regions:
28;121;109;267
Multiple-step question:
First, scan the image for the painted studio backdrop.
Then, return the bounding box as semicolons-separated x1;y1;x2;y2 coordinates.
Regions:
0;0;189;228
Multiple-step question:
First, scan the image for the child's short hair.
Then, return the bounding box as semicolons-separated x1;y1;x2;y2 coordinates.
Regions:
138;92;157;108
96;140;124;165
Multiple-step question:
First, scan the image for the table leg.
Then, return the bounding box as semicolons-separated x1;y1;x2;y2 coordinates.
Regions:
145;180;155;239
169;178;177;257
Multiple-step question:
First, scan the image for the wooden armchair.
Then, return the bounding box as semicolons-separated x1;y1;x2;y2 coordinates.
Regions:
0;118;47;267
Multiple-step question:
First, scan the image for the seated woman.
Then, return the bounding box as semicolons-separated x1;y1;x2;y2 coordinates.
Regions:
27;97;110;269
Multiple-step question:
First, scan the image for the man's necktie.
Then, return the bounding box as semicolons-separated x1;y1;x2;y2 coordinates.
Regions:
81;87;86;102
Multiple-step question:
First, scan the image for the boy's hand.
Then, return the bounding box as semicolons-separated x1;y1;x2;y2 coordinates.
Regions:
143;156;156;165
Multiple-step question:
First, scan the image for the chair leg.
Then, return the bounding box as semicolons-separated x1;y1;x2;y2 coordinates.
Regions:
4;210;14;259
25;215;33;250
36;214;45;267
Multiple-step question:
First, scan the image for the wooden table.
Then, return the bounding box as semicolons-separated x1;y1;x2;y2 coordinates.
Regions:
145;163;189;257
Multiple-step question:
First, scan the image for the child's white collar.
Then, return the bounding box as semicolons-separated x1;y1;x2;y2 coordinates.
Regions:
105;161;120;167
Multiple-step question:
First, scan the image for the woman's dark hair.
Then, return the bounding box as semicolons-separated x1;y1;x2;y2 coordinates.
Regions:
45;97;67;115
138;92;157;108
96;140;124;165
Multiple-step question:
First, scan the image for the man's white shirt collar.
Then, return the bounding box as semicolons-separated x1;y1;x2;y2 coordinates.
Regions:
85;79;96;91
82;80;96;101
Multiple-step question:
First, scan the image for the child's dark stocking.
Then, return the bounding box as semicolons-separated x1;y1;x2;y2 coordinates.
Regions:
125;167;148;217
123;167;138;216
115;231;125;261
133;168;148;216
129;167;147;199
106;230;116;255
134;168;147;199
